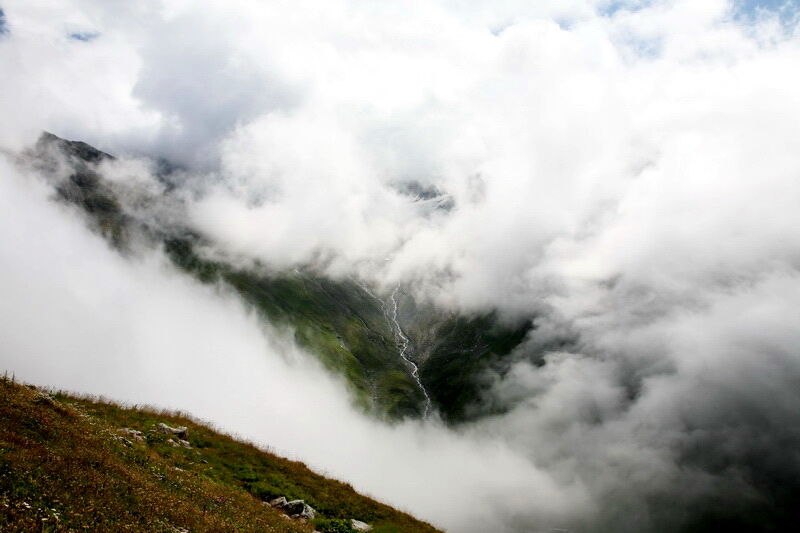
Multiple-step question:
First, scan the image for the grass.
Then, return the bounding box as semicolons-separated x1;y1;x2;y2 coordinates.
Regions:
412;313;532;423
165;237;426;419
0;376;441;533
33;133;431;421
32;132;534;425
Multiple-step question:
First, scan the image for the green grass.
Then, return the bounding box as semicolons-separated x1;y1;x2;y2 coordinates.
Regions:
38;135;430;420
412;313;532;423
35;132;536;425
0;376;441;533
165;237;425;419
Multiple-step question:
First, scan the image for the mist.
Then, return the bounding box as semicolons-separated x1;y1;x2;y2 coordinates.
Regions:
3;0;800;531
0;157;586;532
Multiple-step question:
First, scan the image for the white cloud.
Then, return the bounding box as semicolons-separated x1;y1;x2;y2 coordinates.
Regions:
2;0;800;531
0;156;588;532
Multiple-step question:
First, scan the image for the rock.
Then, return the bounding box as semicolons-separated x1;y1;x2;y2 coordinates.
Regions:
33;392;57;407
282;499;316;520
114;436;133;447
178;439;192;449
269;496;288;508
156;422;188;439
268;496;316;520
118;428;145;442
351;519;372;531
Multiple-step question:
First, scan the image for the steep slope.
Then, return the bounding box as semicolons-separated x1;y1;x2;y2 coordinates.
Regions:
165;238;428;419
408;312;533;423
21;132;539;423
0;376;441;533
25;132;428;419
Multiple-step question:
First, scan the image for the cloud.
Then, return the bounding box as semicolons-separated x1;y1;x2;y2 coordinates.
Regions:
0;155;589;533
2;0;800;531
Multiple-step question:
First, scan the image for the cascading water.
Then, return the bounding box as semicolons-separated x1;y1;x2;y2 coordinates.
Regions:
357;280;432;417
387;286;432;418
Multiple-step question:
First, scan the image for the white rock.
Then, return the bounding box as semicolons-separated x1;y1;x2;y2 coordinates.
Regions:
269;496;288;508
283;499;316;520
156;422;188;439
351;519;372;531
118;428;145;442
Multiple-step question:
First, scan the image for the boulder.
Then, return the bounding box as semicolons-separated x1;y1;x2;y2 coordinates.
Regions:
118;428;145;442
33;391;59;407
283;499;316;520
156;422;188;440
269;496;288;508
114;436;133;448
351;519;372;531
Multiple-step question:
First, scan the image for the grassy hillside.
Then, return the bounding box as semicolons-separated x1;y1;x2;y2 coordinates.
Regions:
164;237;426;419
24;132;539;424
29;132;427;420
0;376;441;533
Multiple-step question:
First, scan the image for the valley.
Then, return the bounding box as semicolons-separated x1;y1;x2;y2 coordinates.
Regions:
23;132;540;424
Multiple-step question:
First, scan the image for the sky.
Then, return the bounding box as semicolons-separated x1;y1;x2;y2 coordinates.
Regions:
2;1;800;532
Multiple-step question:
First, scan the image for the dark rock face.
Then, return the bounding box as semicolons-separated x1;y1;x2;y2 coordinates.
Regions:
38;131;114;163
29;132;130;247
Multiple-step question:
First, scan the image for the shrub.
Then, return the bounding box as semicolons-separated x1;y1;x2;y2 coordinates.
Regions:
313;518;357;533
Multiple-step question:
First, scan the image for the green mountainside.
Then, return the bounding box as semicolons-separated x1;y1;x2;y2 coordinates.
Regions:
24;132;540;423
411;312;532;423
165;237;426;419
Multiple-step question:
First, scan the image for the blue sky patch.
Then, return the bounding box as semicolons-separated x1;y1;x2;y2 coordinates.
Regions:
69;31;99;42
732;0;800;29
0;8;8;35
600;0;799;20
599;0;651;17
734;0;798;17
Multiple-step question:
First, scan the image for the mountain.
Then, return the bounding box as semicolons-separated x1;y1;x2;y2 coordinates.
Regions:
0;375;440;533
23;132;546;424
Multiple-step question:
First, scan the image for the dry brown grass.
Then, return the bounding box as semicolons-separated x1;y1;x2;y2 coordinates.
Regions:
0;376;441;533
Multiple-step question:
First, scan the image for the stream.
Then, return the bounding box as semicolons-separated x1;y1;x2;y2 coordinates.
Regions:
387;286;432;418
357;280;433;417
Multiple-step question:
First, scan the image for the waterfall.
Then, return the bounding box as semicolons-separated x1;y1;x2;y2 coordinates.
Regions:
387;286;432;418
357;280;432;417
